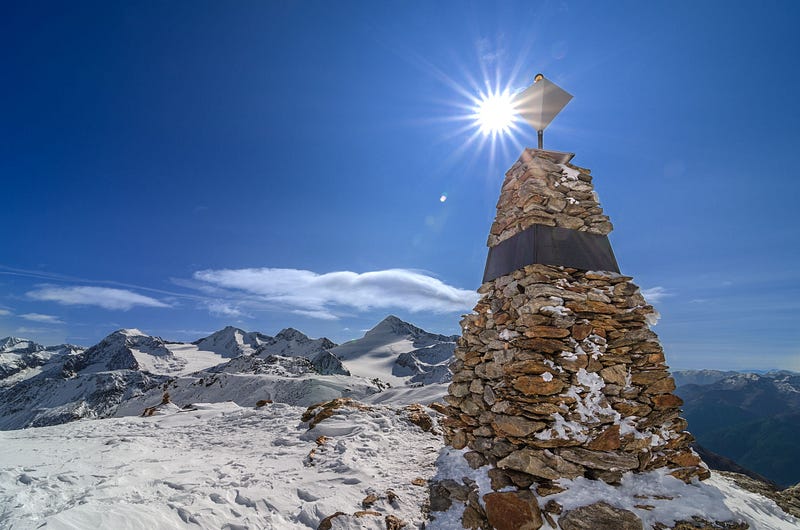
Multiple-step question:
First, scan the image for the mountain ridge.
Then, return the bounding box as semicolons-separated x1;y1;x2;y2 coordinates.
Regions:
676;369;800;488
0;316;454;430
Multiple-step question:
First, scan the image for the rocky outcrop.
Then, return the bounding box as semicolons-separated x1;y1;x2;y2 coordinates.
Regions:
310;350;350;376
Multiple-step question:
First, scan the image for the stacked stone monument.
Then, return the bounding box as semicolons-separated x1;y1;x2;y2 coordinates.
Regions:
433;149;745;529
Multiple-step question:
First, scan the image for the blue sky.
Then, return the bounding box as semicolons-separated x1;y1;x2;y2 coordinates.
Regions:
1;1;798;371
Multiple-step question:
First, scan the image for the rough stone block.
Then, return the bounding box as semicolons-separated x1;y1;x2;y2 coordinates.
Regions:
483;491;543;530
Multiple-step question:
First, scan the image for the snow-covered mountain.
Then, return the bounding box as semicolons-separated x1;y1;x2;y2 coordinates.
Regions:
0;337;83;386
193;325;271;357
0;336;46;357
673;369;741;387
0;318;451;430
331;315;458;386
255;327;349;376
0;330;172;430
191;325;349;375
256;327;336;359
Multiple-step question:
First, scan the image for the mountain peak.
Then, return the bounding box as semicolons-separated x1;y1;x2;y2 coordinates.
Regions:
379;315;410;327
0;336;45;353
111;328;147;338
274;328;308;341
367;315;423;336
194;326;267;358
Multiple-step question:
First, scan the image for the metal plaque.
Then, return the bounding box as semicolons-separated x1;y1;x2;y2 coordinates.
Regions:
483;224;620;283
514;77;573;132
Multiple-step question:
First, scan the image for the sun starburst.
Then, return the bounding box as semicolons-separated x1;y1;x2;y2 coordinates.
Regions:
474;88;517;136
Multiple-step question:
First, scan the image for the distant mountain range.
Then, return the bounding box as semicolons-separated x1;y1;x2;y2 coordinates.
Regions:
0;315;456;430
674;369;800;488
2;323;797;489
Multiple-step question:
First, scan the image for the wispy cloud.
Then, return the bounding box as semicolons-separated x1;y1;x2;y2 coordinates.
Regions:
20;313;64;324
27;286;169;311
192;268;479;320
16;326;52;335
641;286;672;304
291;309;339;321
206;301;246;318
476;36;506;66
0;309;11;316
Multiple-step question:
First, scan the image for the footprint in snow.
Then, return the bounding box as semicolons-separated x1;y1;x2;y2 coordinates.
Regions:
209;492;227;504
296;489;320;502
17;474;35;485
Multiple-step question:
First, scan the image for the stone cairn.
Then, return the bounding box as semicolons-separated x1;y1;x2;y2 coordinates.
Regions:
432;149;742;529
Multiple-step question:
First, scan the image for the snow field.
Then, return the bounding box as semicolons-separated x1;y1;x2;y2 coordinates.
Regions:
0;400;442;529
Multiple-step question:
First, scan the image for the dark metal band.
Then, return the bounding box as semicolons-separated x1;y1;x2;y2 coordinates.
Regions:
483;224;620;283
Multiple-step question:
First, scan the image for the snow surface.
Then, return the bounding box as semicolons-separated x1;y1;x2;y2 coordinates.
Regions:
0;401;442;529
708;473;800;530
334;334;418;387
162;343;231;375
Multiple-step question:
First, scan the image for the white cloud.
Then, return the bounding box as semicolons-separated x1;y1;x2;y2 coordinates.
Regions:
20;313;64;324
291;309;339;321
0;309;11;316
641;286;671;304
206;301;246;318
27;286;169;311
192;268;479;320
16;326;50;335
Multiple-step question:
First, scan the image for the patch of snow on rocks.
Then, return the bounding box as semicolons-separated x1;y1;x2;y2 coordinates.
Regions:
546;468;799;529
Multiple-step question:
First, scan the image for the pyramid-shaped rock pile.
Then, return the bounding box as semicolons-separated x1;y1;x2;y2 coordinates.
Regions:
432;149;745;529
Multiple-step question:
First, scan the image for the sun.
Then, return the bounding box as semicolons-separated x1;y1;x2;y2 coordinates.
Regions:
475;89;517;136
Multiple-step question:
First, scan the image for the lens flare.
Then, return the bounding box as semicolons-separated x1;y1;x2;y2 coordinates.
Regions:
475;89;516;136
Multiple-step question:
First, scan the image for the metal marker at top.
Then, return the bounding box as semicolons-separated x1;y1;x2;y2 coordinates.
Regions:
514;73;573;149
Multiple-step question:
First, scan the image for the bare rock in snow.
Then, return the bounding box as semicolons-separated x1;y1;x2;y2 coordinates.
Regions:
317;511;346;530
402;403;435;433
483;490;543;530
385;513;407;529
301;398;372;429
559;501;643;530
